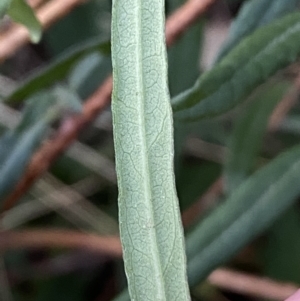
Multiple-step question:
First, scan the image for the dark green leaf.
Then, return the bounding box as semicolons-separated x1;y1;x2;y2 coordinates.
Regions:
6;37;110;103
186;144;300;285
224;80;291;193
263;206;300;284
0;121;47;200
215;0;300;62
172;12;300;122
68;52;112;99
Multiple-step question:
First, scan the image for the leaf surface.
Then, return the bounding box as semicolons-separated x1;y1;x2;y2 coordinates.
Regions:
186;144;300;285
172;13;300;122
0;85;82;201
6;38;110;103
224;81;290;193
215;0;300;62
7;0;42;43
111;0;190;300
112;144;300;296
68;52;111;99
0;121;47;200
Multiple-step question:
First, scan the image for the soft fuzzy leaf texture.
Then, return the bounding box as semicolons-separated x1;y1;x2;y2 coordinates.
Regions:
186;144;300;285
111;0;190;300
172;12;300;122
0;0;11;18
113;142;300;300
224;81;291;193
215;0;300;62
7;0;42;43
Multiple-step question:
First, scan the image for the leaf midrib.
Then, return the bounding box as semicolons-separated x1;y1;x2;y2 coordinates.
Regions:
136;1;167;299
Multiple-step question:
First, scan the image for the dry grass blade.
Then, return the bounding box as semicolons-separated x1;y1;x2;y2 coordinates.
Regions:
209;268;298;301
2;176;103;229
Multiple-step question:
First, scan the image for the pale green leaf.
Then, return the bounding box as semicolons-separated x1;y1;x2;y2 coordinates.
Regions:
186;144;300;285
112;142;300;298
215;0;300;62
0;0;11;18
172;12;300;122
111;0;190;300
224;80;291;193
7;0;41;43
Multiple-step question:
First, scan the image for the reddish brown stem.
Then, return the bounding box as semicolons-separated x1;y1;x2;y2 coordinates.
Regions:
0;228;122;256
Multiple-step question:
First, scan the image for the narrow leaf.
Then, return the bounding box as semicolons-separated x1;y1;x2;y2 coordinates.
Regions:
224;81;291;193
111;0;190;300
172;12;300;122
215;0;300;62
0;0;11;19
7;0;42;43
17;87;82;132
186;144;300;285
52;85;82;113
0;121;47;200
68;52;111;99
16;91;57;131
6;37;110;103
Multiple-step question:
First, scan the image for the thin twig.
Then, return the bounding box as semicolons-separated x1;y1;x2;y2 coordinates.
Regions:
2;176;103;230
209;268;298;301
2;76;113;211
31;174;119;234
286;291;300;301
0;0;87;62
0;227;298;301
185;137;226;164
2;0;216;210
165;0;216;45
0;229;122;257
28;0;47;9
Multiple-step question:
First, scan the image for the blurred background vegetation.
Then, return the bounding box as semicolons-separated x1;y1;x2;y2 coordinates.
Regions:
1;0;300;300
